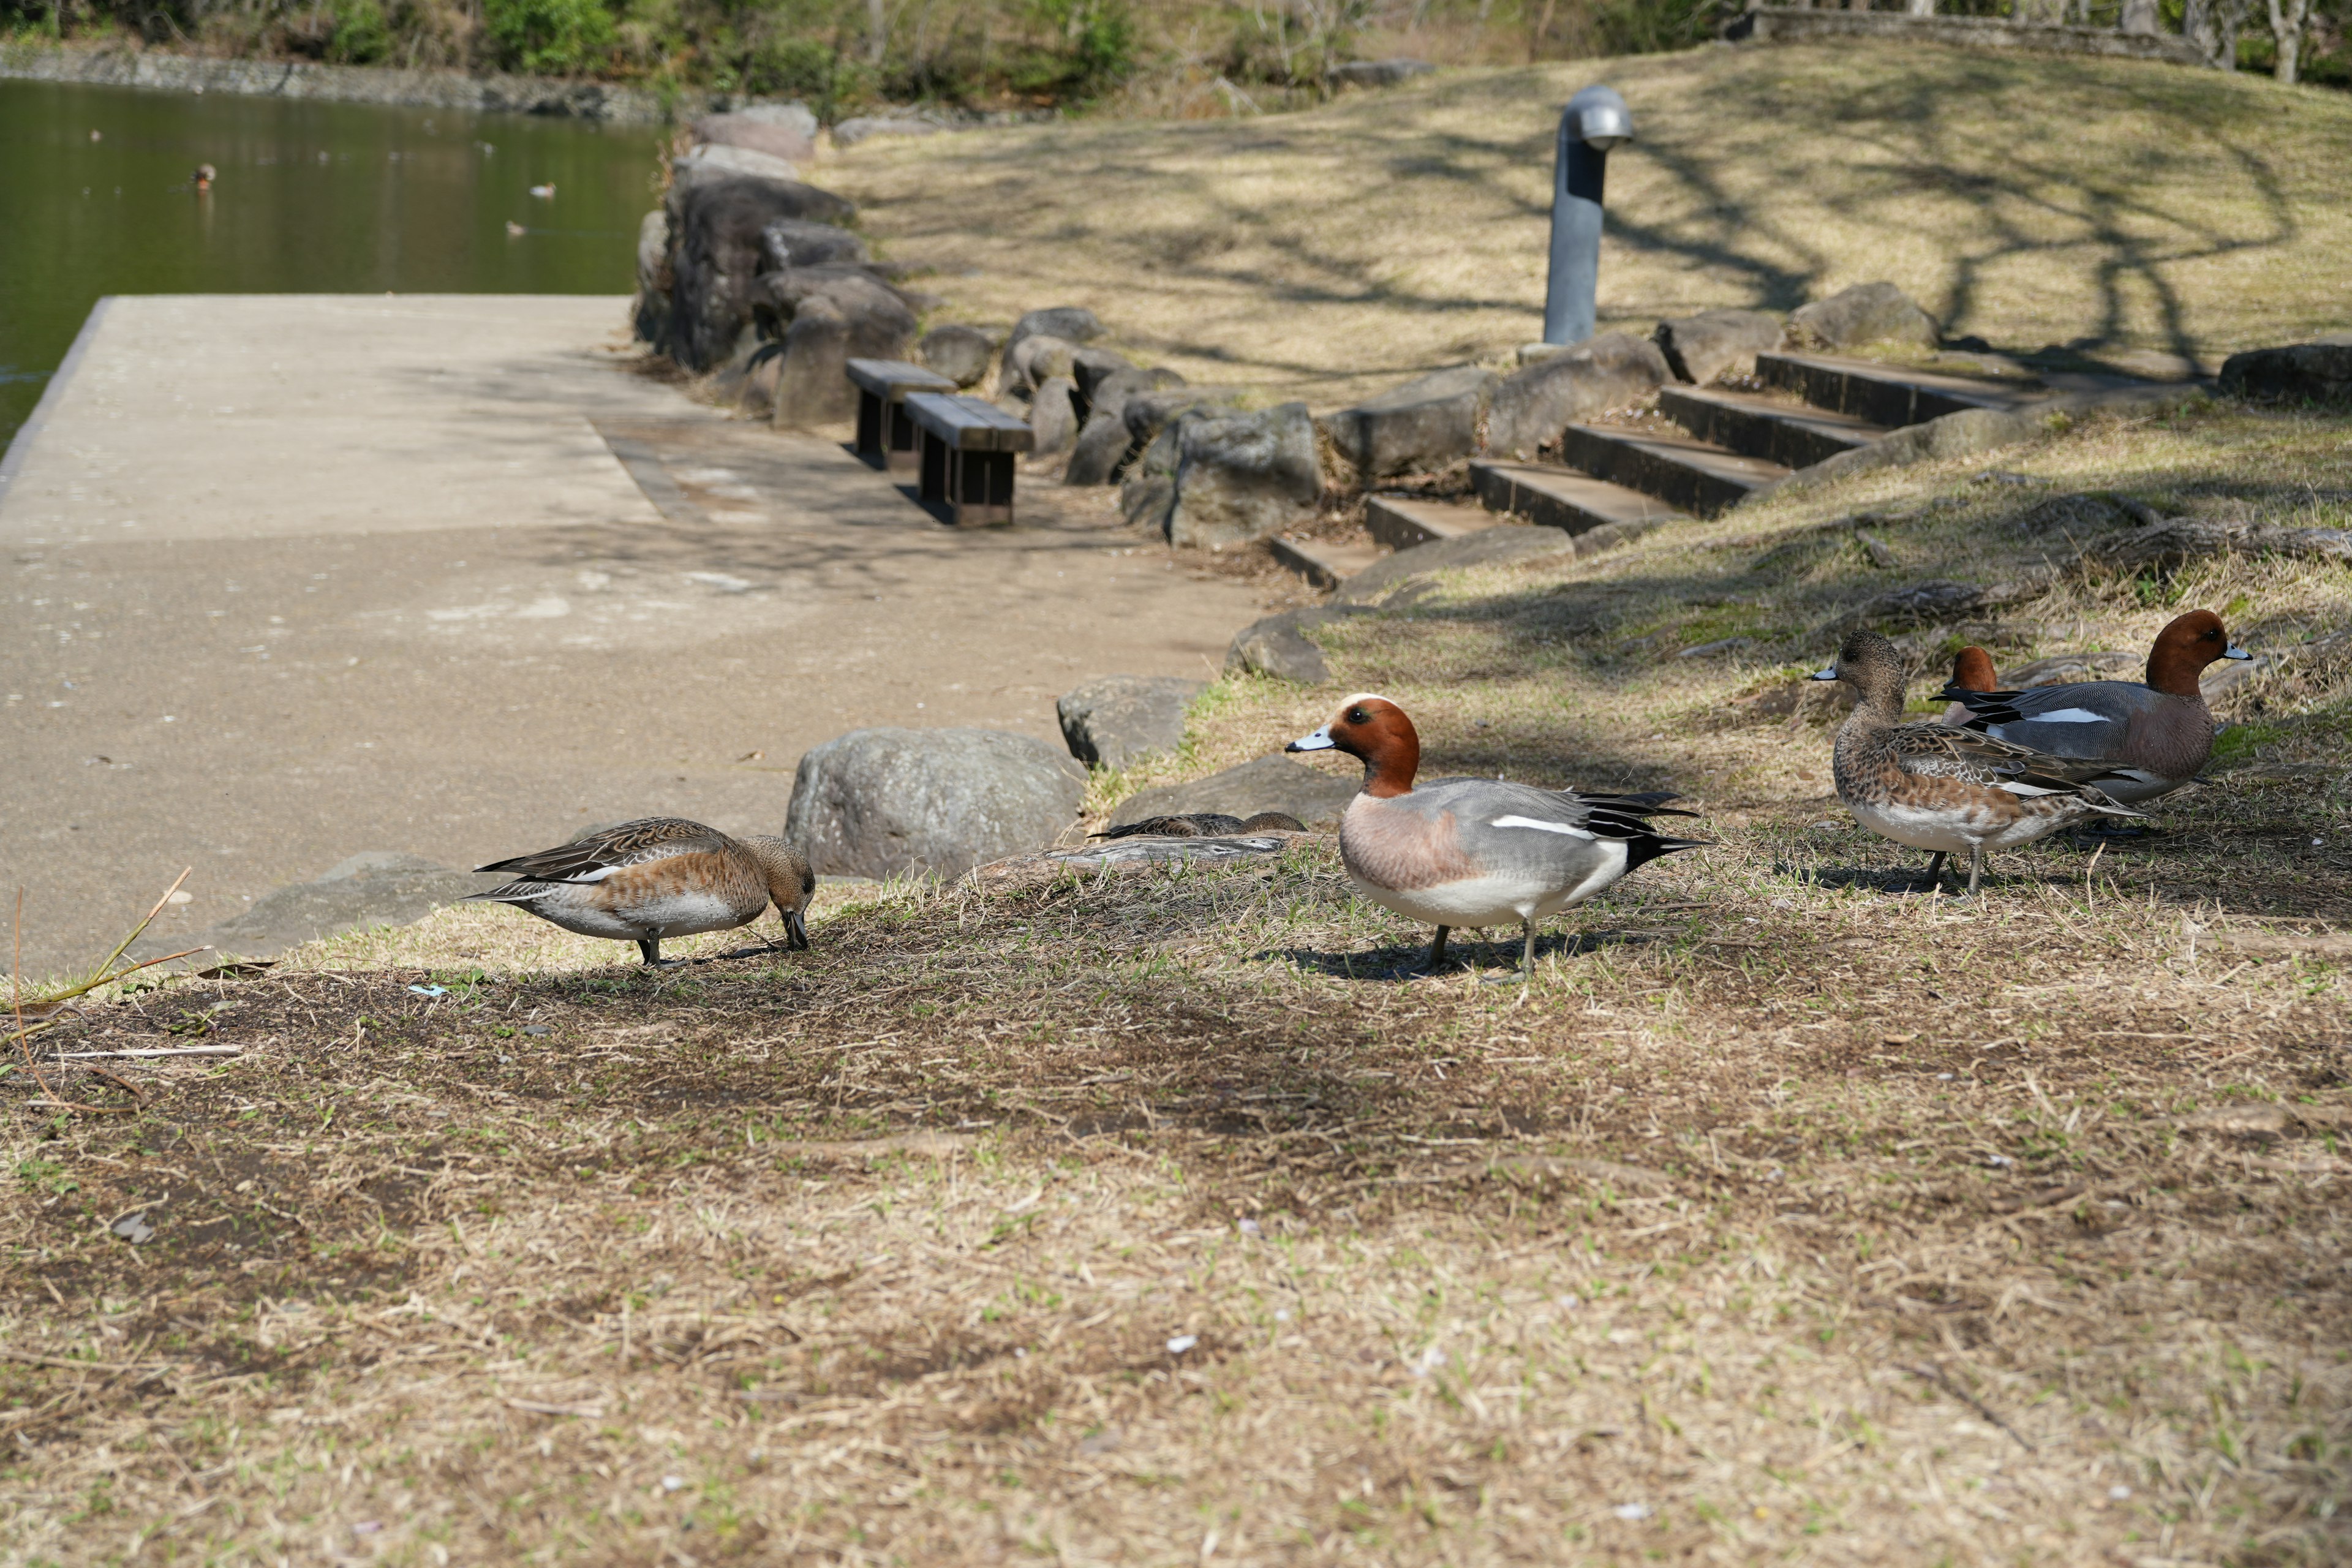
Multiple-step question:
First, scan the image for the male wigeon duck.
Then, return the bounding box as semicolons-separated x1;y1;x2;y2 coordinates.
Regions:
1936;609;2250;804
193;164;217;190
465;817;813;965
1815;631;2141;893
1093;811;1306;839
1940;644;1999;726
1286;695;1705;981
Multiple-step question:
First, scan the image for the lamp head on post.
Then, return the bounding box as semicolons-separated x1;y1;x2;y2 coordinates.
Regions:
1544;85;1635;347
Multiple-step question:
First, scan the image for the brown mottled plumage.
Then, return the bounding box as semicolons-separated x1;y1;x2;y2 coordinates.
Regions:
466;817;814;965
1092;812;1307;839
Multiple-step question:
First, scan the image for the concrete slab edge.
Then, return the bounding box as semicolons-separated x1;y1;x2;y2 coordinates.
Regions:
0;295;111;502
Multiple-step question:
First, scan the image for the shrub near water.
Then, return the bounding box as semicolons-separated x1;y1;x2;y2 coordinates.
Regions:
482;0;617;73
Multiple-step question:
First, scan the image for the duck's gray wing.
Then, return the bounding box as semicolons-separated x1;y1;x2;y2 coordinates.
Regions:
472;816;729;882
1945;679;2167;760
1411;779;1708;880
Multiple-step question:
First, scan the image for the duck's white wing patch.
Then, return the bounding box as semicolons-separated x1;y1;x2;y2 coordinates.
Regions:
1490;815;1596;839
2013;707;2106;725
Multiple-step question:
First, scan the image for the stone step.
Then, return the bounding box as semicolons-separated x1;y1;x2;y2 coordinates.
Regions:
1363;494;1498;551
1467;459;1687;538
1757;351;2030;428
1555;424;1789;517
1657;385;1889;471
1268;533;1387;590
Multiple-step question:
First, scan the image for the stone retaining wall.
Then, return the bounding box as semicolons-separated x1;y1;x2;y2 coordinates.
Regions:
1728;7;2206;66
0;40;715;121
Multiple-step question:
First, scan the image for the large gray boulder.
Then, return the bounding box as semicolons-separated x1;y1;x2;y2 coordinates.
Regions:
1000;306;1103;383
1166;402;1322;549
1065;368;1187;485
1319;366;1499;480
692;110;817;164
1789;282;1939;352
1030;375;1080;460
1653;309;1784;385
149;853;484;963
1108;753;1359;831
785;728;1087;879
631;209;671;346
673;142;801;191
663;177;859;371
1069;348;1133;408
1057;676;1204;769
833;115;946;148
761;219;870;270
1485;333;1669;458
918;323;997;387
1009;333;1080;390
1224;603;1372;683
2219;339;2352;404
766;269;919;427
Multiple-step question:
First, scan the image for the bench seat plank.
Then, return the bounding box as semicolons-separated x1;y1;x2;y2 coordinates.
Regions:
904;391;1036;453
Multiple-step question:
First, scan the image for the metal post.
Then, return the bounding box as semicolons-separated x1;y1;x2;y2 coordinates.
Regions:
1543;85;1633;347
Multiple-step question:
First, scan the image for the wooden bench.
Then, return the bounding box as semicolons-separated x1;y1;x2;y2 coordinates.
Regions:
846;358;958;473
903;392;1035;527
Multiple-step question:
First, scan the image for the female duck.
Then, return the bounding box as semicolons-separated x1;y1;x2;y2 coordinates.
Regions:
1937;609;2250;803
466;817;813;965
1287;695;1704;981
1816;631;2139;894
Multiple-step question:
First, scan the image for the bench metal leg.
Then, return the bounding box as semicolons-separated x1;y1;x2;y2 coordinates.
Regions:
946;449;1017;527
918;428;948;505
883;401;922;474
854;390;886;467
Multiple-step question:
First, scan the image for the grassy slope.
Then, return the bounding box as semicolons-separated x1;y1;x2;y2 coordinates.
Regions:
826;40;2352;405
6;399;2351;1564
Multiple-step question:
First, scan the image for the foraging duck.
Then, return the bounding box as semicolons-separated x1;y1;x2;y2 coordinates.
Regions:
1287;695;1705;981
1815;631;2141;893
193;163;216;190
465;817;813;965
1940;645;1999;726
1937;609;2251;804
1093;811;1306;839
528;182;556;198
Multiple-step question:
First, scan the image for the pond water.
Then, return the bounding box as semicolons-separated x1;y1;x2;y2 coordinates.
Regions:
0;78;666;451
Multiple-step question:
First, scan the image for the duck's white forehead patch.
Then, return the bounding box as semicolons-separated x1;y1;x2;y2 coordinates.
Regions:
1339;692;1395;711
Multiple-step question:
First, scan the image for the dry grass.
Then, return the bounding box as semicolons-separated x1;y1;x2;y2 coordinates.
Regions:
820;40;2352;407
6;398;2352;1564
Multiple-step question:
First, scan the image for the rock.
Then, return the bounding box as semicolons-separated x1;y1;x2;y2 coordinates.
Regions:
1788;282;1940;352
1224;603;1372;683
728;100;821;138
785;727;1087;880
918;323;996;387
1010;333;1080;389
1318;365;1499;480
1120;472;1175;532
1063;367;1187;484
1107;753;1359;831
1166;402;1322;549
631;209;671;345
1057;675;1205;769
1653;309;1785;385
832;115;946;148
769;270;921;428
663;177;859;371
1069;347;1133;408
2219;340;2352;404
692;111;817;165
1484;333;1670;458
673;141;802;189
1332;524;1576;606
1001;306;1104;383
1328;57;1435;88
761;219;870;270
1123;384;1242;453
1030;375;1080;459
153;852;485;963
1759;405;2038;501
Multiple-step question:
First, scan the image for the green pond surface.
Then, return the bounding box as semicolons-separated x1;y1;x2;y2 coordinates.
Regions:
0;77;666;453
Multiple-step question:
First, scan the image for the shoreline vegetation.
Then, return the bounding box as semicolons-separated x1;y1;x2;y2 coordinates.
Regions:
5;4;2341;126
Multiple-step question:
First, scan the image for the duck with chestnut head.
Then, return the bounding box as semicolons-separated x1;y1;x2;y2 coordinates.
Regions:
1937;609;2250;804
1816;631;2142;894
1287;695;1705;981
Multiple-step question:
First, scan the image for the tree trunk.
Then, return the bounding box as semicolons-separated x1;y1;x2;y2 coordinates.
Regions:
2120;0;2158;34
868;0;886;66
2268;0;2310;81
1907;0;1934;15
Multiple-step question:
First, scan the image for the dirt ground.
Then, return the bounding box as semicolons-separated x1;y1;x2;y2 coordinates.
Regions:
7;398;2350;1565
820;40;2352;409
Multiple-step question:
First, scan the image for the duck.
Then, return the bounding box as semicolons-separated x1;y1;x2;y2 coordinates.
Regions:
1093;811;1306;839
464;817;813;965
528;182;556;198
1940;644;1999;726
193;163;216;190
1815;631;2141;894
1286;695;1706;981
505;219;527;237
1936;609;2251;804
